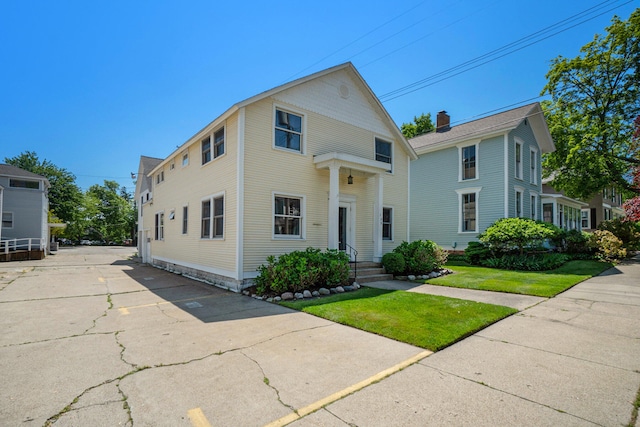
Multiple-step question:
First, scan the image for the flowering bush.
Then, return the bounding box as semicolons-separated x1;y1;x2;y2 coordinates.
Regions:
588;230;627;262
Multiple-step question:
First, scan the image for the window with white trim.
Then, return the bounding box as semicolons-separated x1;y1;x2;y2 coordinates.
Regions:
581;209;589;229
515;140;523;180
9;179;39;189
515;189;523;217
275;109;303;152
530;194;538;219
462;193;477;232
201;195;224;239
182;206;188;235
530;148;538;184
461;145;477;180
274;195;303;237
2;212;13;228
375;138;392;171
155;212;164;240
182;151;189;167
543;203;553;223
202;136;212;164
156;171;164;185
382;207;393;240
214;127;225;158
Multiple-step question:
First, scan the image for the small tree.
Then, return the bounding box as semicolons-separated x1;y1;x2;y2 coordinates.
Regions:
401;113;435;138
480;218;556;255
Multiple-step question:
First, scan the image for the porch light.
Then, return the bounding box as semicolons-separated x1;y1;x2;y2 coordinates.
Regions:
348;169;353;185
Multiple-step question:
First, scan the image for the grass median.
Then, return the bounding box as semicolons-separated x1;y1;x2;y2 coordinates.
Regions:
427;260;613;297
280;287;516;351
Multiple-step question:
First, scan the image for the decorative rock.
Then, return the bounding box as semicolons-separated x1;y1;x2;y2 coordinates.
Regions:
353;282;360;289
319;288;331;295
343;285;354;292
281;292;294;301
429;272;439;278
408;275;416;281
312;291;320;297
303;290;312;298
266;297;273;303
253;295;263;300
330;288;337;294
242;290;250;296
294;292;304;299
335;286;345;293
274;296;282;302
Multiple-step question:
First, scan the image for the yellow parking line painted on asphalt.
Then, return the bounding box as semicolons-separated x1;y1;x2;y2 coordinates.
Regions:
263;349;433;427
187;408;212;427
98;277;106;283
118;307;130;315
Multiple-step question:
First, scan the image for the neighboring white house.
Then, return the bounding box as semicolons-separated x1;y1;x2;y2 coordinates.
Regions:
135;62;417;292
0;164;50;259
408;103;555;250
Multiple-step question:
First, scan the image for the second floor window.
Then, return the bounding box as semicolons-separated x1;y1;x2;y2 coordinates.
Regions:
275;109;302;152
214;128;225;158
461;145;476;180
202;136;211;164
375;138;392;170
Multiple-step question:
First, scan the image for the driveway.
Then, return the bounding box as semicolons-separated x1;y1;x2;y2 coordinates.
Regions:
1;247;638;426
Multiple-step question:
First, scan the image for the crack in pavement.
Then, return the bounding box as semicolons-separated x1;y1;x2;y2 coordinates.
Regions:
240;350;297;414
415;363;601;426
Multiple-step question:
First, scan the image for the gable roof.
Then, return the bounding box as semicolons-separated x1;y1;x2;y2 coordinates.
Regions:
136;156;163;194
149;62;416;176
409;102;555;155
0;164;50;186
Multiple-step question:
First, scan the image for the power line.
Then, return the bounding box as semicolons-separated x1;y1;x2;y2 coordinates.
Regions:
379;0;632;102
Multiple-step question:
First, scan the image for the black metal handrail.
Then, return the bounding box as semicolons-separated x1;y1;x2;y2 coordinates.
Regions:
344;243;358;283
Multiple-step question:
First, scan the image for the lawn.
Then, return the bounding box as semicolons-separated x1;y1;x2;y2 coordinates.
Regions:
280;287;517;351
428;260;613;297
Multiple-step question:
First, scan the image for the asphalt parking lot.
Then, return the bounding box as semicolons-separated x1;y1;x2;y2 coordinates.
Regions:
1;246;639;426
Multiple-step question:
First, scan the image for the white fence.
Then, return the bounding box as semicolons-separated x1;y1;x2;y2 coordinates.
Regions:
1;238;46;254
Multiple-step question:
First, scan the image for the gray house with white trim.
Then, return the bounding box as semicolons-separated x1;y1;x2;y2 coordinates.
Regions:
0;164;50;255
408;103;555;250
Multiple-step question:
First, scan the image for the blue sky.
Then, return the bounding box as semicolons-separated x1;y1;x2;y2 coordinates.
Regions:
1;0;636;193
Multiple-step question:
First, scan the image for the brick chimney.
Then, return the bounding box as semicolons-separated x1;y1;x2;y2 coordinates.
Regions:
436;110;450;132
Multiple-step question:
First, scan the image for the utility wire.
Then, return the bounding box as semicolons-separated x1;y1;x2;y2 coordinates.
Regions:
379;0;632;102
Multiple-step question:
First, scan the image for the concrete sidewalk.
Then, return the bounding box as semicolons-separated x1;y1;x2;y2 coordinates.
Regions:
295;256;640;426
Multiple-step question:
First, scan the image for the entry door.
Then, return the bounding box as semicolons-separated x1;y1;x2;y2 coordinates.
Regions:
338;202;354;259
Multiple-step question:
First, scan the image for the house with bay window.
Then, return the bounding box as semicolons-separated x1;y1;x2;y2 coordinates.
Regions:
408;103;555;250
135;62;417;292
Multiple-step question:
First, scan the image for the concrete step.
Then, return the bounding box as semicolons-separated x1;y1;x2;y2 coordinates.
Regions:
349;267;385;278
354;273;394;284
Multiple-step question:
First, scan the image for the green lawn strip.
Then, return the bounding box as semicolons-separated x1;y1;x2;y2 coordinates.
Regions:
280;287;516;351
429;260;613;297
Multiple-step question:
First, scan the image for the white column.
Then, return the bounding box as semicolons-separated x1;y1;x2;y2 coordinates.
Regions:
373;173;383;262
327;163;340;250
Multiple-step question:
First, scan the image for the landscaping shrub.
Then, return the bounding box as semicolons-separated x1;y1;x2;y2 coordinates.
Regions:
480;218;557;255
392;240;448;275
588;230;627;262
464;241;492;265
563;229;592;254
381;252;405;276
255;248;349;295
597;218;640;251
480;253;570;271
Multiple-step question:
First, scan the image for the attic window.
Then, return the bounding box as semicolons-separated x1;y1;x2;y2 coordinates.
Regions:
9;179;39;189
275;108;303;153
375;138;392;172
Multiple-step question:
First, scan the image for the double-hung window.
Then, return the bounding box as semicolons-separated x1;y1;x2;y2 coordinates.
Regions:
214;128;225;158
581;210;589;229
530;194;538;219
274;195;302;238
202;136;212;165
2;212;13;228
530;148;538;184
382;207;393;240
375;138;392;171
155;212;164;240
515;140;523;179
462;193;477;232
182;151;189;167
275;109;303;152
182;206;188;235
461;145;476;180
201;195;224;239
515;189;523;217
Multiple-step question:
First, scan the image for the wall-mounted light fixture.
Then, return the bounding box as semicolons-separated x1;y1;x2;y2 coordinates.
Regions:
348;169;353;185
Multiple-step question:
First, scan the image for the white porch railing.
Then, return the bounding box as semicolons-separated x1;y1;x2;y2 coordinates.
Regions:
1;238;46;254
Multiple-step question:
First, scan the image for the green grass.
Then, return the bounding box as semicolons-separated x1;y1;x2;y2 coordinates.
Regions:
428;260;613;297
280;287;516;351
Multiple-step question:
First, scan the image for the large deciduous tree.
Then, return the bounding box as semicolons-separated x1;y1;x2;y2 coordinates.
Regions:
401;113;435;138
4;151;83;223
541;8;640;200
84;180;136;243
623;115;640;220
